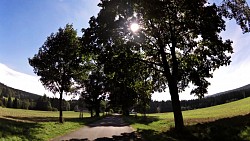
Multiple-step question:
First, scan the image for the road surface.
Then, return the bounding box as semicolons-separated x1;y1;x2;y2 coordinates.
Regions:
51;115;141;141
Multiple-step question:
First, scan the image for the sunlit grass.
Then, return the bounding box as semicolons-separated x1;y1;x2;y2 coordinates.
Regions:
0;108;99;141
2;97;250;140
124;97;250;140
183;97;250;119
0;107;88;119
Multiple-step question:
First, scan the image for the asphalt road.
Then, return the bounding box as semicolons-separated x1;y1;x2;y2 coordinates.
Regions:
51;115;141;141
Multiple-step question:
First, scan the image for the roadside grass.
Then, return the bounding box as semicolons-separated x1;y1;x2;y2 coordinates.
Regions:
0;108;101;141
124;97;250;141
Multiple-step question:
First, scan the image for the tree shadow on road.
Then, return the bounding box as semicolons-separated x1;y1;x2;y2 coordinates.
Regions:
87;116;131;127
67;131;142;141
123;115;160;125
86;115;160;127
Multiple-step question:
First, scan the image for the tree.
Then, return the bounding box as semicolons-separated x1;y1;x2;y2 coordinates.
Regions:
28;99;36;110
134;81;152;117
64;101;70;111
82;16;158;116
0;89;2;98
2;98;7;107
29;24;81;123
219;0;250;33
102;52;143;116
13;97;19;108
85;0;250;130
0;99;3;107
7;96;12;108
35;96;53;111
22;99;30;110
100;100;108;115
80;69;107;117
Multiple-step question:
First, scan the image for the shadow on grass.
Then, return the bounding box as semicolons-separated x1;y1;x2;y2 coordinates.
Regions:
3;115;101;125
132;113;250;141
3;115;58;122
0;117;42;140
0;116;103;140
66;114;250;141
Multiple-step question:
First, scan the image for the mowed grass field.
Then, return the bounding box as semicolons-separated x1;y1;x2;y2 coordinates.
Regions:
0;108;99;141
1;97;250;141
124;97;250;141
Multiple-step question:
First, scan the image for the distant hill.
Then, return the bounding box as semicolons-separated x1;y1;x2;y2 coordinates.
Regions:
180;83;250;110
0;82;40;100
208;83;250;98
0;63;47;99
149;83;250;113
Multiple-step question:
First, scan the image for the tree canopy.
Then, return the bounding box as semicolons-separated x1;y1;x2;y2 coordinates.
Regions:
28;0;250;130
81;0;250;130
29;24;81;123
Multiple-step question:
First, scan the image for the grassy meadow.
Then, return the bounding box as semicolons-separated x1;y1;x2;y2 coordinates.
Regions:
0;108;99;141
1;97;250;141
124;97;250;141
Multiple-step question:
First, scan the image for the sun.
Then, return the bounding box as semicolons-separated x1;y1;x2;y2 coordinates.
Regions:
130;23;139;32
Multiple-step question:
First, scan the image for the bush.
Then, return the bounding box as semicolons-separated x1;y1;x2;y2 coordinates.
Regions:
52;107;58;111
109;109;114;114
0;100;3;107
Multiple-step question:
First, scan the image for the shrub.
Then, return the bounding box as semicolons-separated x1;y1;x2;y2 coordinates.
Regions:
52;107;58;111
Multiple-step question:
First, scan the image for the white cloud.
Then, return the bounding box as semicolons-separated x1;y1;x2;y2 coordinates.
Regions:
0;63;45;94
207;20;250;95
0;63;76;100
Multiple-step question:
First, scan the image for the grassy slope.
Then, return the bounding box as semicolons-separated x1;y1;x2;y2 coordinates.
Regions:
1;97;250;141
125;97;250;141
0;108;99;141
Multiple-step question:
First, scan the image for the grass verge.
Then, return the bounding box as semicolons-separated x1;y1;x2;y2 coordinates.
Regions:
124;97;250;141
0;108;102;141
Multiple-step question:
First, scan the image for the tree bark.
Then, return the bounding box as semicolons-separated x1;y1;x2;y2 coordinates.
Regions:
159;43;184;131
169;81;184;131
95;109;100;117
122;102;130;116
59;90;63;123
95;101;100;117
123;109;129;116
90;108;93;117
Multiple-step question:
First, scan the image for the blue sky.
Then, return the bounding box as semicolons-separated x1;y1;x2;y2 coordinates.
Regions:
0;0;100;75
0;0;250;100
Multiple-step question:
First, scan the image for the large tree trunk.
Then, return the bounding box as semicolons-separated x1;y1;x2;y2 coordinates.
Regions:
123;108;130;116
169;82;184;131
95;109;100;117
95;101;100;117
90;108;93;117
159;43;184;131
122;102;130;116
59;90;63;123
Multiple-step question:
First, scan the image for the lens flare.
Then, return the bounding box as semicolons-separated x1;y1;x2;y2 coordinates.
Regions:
130;23;139;32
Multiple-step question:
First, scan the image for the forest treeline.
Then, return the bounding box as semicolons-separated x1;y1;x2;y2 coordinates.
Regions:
149;84;250;113
1;81;250;113
0;82;79;111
